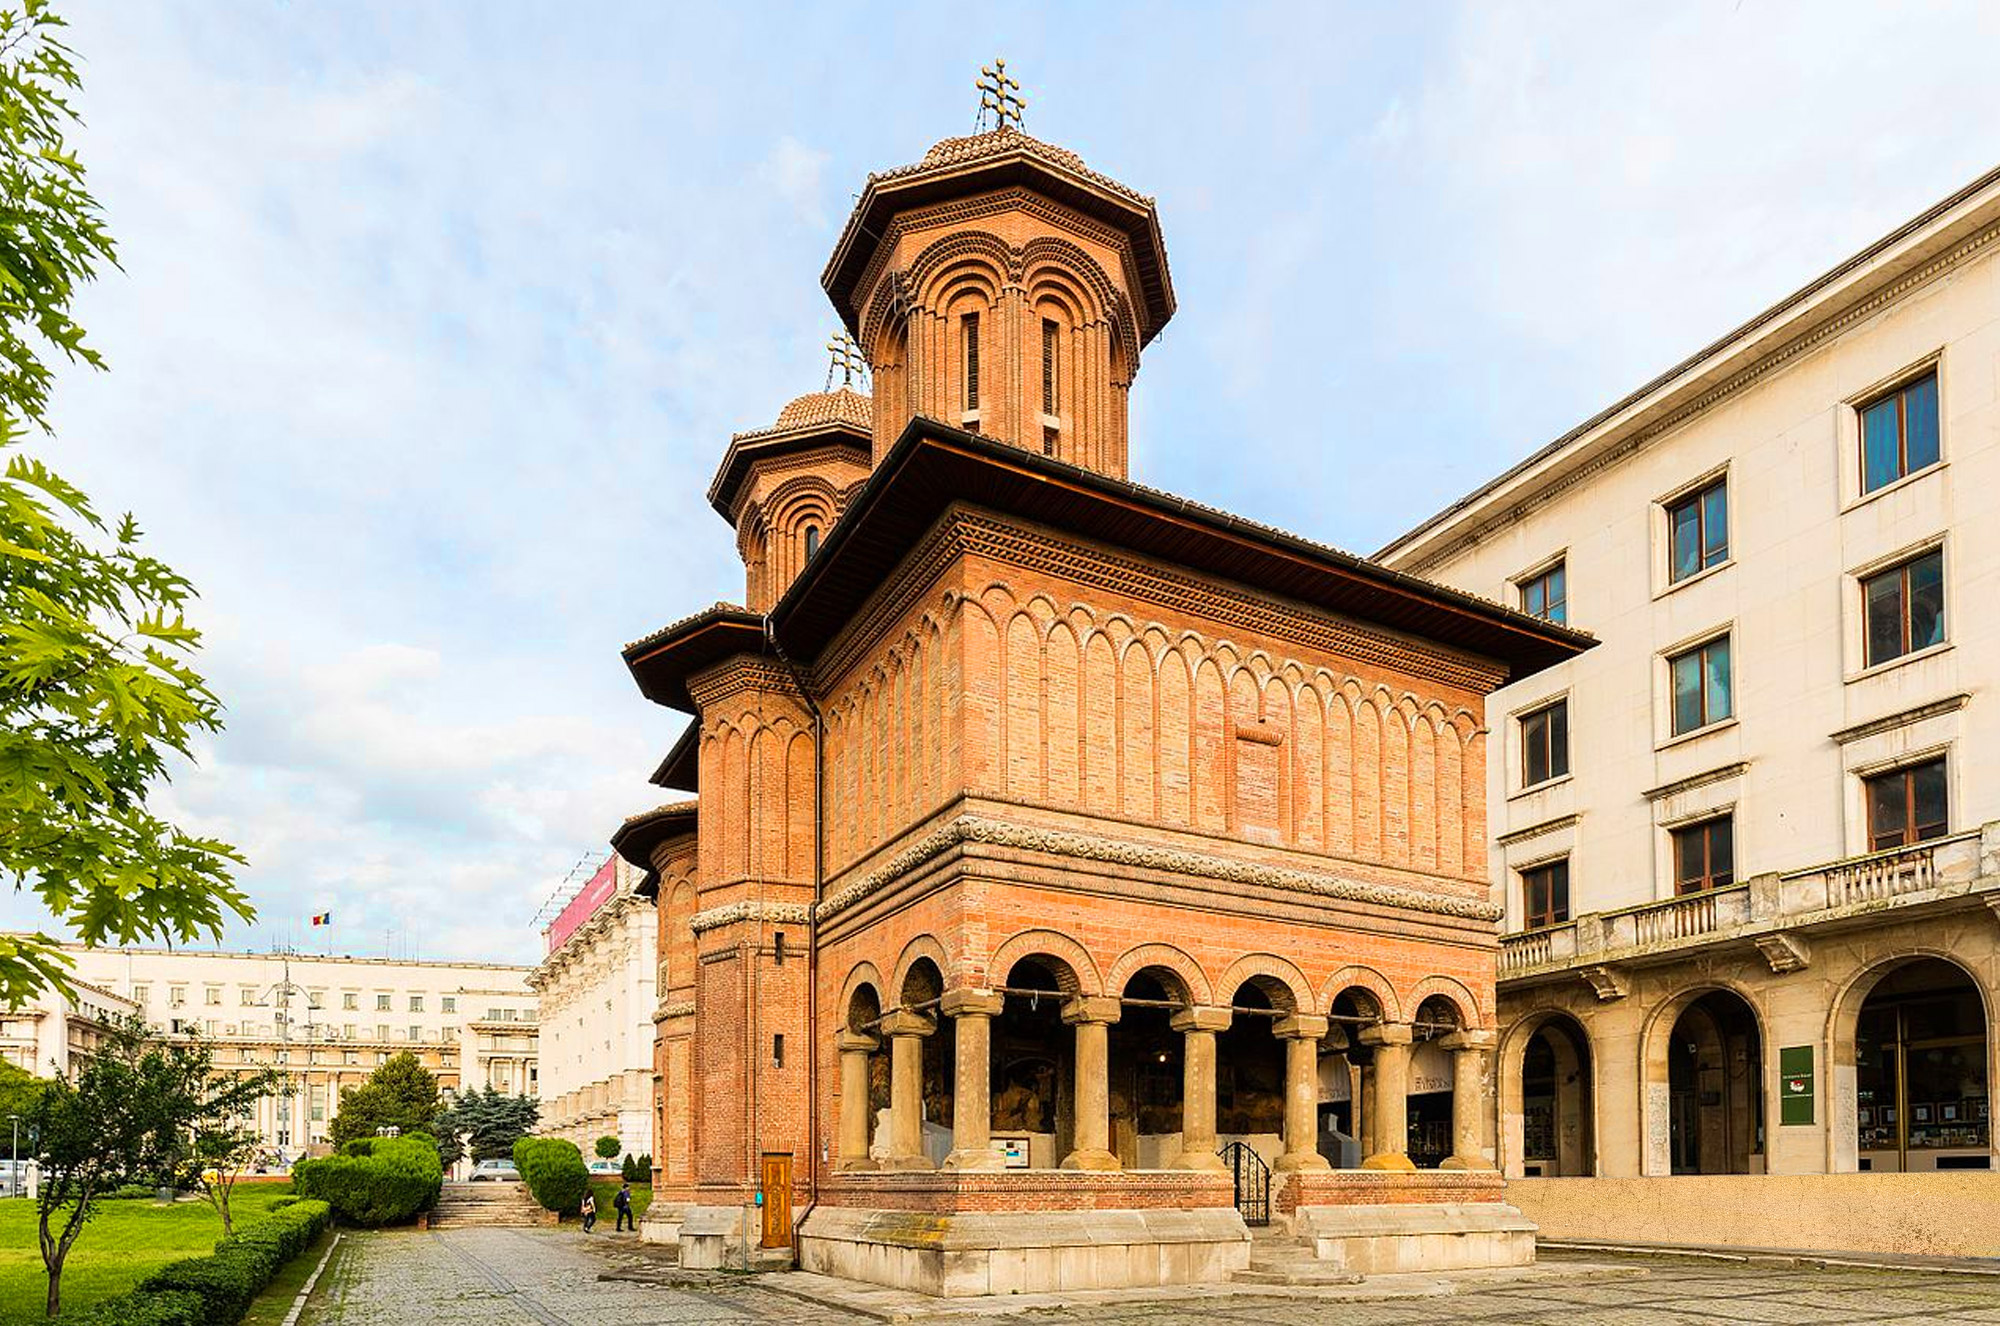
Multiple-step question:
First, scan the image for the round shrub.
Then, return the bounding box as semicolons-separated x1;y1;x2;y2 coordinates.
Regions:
594;1135;620;1160
513;1136;589;1215
294;1133;442;1226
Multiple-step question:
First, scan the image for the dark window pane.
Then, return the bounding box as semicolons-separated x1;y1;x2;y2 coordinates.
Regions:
1703;637;1732;723
1551;861;1569;921
1904;374;1940;473
1674;829;1699;891
1913;760;1947;840
1868;771;1908;850
1862;396;1901;492
1547;564;1566;624
1709;819;1734;887
1550;700;1569;779
1672;651;1702;735
1908;551;1945;652
1523;709;1548;786
1702;484;1729;564
1523;579;1544;618
1671;500;1700;581
1865;568;1905;666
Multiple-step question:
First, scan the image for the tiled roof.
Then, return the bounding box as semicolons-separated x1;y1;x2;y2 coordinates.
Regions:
871;127;1153;208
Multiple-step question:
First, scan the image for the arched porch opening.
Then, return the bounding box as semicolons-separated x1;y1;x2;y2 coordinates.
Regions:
1657;989;1764;1175
1508;1013;1594;1177
836;980;886;1170
1323;987;1384;1168
1407;995;1463;1169
1216;977;1290;1169
897;957;951;1168
990;956;1076;1170
1107;969;1189;1169
1847;957;1990;1172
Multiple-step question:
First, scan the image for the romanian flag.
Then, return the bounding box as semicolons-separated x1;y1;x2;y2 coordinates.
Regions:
310;912;332;926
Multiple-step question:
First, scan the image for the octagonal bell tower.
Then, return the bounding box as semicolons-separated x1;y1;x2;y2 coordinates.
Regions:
822;92;1175;480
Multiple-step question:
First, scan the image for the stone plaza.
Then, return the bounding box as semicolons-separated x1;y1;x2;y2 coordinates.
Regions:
295;1226;2000;1324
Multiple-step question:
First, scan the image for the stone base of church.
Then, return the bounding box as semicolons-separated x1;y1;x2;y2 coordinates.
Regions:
637;1200;687;1245
674;1203;796;1270
1281;1169;1535;1274
800;1171;1248;1295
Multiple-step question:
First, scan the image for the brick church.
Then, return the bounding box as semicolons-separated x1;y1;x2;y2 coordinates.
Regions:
609;86;1588;1293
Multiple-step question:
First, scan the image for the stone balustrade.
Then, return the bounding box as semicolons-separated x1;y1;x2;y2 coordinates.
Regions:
1500;821;2000;986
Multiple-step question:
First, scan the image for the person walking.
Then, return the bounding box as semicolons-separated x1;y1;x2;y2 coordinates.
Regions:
614;1182;634;1233
580;1191;597;1233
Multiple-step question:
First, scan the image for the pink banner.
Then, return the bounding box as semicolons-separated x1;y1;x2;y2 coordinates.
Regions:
545;857;619;953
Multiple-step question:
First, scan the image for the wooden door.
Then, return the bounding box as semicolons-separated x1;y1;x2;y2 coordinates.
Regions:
759;1152;791;1248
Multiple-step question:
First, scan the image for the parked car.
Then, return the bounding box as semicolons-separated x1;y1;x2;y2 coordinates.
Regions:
468;1159;521;1183
586;1159;622;1176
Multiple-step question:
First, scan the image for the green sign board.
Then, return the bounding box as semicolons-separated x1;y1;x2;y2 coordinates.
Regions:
1779;1045;1815;1125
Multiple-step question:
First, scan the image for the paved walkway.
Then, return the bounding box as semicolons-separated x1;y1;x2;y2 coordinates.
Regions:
298;1227;2000;1324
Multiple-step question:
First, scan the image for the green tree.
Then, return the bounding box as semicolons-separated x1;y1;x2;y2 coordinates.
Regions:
186;1120;261;1236
594;1134;620;1160
29;1013;281;1316
328;1051;440;1149
0;2;251;1009
438;1085;538;1165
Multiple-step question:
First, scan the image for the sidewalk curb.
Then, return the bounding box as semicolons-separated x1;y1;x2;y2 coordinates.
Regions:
1539;1239;2000;1277
281;1231;343;1326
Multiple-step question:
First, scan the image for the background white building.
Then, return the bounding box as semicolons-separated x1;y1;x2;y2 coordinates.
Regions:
529;854;657;1162
6;940;539;1163
0;978;138;1078
1377;164;2000;1251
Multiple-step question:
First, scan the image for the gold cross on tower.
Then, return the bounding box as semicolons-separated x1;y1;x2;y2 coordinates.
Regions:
976;58;1025;133
825;330;868;390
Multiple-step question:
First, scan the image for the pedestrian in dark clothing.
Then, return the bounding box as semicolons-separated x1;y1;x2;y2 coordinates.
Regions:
614;1183;635;1232
580;1192;597;1232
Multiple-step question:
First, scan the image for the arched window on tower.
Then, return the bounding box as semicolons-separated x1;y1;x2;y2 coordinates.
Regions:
804;525;820;560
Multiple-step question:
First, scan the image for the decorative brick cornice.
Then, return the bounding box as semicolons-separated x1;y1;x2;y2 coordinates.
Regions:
656;999;696;1020
815;508;1501;700
685;656;804;711
689;900;813;934
815;815;1500;924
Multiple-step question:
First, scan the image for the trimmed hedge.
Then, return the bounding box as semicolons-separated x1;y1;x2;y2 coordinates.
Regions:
513;1136;589;1215
294;1132;443;1226
72;1199;333;1326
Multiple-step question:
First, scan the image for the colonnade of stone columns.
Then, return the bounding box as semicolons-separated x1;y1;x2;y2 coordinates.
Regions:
831;991;1497;1174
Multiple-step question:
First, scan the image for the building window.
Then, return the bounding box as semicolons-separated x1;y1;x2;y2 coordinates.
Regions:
204;987;221;1006
803;525;819;560
409;995;423;1013
1518;561;1566;625
132;985;148;1005
1522;860;1570;929
1866;758;1947;852
1520;699;1569;788
408;1025;422;1042
1863;548;1944;668
1669;635;1732;736
1041;318;1059;416
169;987;186;1008
342;992;357;1010
1667;478;1728;583
1673;815;1735;894
961;312;980;413
376;994;391;1011
442;997;456;1014
1861;371;1940;494
239;988;256;1007
308;991;323;1009
376;1024;390;1041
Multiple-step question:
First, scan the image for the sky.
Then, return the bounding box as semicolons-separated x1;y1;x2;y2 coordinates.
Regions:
8;1;1998;966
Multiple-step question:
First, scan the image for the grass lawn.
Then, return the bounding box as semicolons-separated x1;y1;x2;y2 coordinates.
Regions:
586;1178;650;1224
0;1186;296;1324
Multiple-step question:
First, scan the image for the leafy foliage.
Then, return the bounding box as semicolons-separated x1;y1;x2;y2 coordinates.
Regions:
122;1197;331;1325
291;1134;440;1227
185;1122;261;1236
593;1134;620;1160
326;1051;440;1149
512;1136;589;1216
0;0;249;1008
437;1084;538;1165
27;1013;283;1316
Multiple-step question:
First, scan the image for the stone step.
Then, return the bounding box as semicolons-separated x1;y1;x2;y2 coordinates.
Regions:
1232;1238;1363;1286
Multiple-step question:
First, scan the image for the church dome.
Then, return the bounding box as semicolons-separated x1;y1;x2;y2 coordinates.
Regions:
773;386;873;432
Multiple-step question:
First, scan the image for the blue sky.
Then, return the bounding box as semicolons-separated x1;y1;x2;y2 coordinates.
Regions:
11;1;1997;964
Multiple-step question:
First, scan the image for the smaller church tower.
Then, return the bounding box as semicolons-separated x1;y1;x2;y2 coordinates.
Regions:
821;66;1174;480
707;371;873;612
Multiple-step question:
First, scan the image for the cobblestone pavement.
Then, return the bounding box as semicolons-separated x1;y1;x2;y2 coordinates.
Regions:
299;1229;2000;1324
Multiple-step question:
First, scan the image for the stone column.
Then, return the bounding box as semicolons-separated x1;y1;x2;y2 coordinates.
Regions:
940;990;1005;1171
1169;1006;1231;1171
1274;1014;1333;1172
1439;1029;1498;1170
833;1029;879;1172
878;1009;936;1171
1059;996;1121;1171
1360;1022;1416;1171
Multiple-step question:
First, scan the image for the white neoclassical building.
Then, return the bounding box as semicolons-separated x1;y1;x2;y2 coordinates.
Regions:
528;855;657;1161
6;940;539;1163
0;978;138;1078
1380;164;2000;1253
